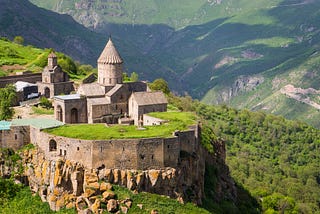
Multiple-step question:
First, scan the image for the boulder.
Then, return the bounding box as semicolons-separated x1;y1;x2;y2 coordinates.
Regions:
120;206;128;214
102;190;116;200
107;199;118;213
100;182;113;192
91;198;101;214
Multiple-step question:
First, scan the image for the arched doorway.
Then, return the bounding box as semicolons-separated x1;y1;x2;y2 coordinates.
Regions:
56;105;63;122
49;139;57;152
44;87;50;98
71;108;78;123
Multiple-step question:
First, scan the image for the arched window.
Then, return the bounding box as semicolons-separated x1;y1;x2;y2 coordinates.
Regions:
49;139;57;152
44;87;50;98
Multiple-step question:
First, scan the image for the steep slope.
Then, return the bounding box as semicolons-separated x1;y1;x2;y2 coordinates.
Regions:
27;0;320;127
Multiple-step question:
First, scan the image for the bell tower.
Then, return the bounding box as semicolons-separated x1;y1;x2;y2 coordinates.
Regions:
48;52;58;70
97;37;123;86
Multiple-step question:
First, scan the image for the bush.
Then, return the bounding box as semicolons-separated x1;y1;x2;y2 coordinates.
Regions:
39;97;52;109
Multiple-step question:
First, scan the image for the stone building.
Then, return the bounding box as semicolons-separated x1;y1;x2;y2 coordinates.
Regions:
37;53;74;98
53;38;167;124
128;91;168;125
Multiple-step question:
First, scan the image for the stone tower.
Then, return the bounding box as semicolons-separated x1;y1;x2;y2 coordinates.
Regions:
47;52;58;69
97;38;123;86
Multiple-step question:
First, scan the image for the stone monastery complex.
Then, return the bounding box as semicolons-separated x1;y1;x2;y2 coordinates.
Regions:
0;38;201;171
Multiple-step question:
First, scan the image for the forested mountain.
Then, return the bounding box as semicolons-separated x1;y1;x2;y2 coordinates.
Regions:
23;0;320;127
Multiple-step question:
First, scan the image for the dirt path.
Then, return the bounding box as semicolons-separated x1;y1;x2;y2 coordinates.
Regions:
13;106;54;119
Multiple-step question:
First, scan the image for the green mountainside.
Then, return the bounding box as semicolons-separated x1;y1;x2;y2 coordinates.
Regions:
0;38;94;82
27;0;320;127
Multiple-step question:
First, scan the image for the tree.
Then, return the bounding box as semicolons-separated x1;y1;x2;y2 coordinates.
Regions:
130;72;139;82
149;78;170;95
0;85;16;120
13;36;24;45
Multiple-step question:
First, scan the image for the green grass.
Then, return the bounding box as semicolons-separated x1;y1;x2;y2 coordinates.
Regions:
113;185;211;214
45;112;197;140
0;185;76;214
0;39;96;81
0;39;45;70
31;106;54;115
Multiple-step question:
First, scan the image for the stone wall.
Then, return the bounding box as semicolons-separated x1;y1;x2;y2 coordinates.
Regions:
30;126;198;170
38;82;74;98
0;73;42;88
90;102;127;124
54;96;87;123
30;127;93;168
129;101;167;126
98;64;123;86
176;128;198;155
143;115;166;126
0;126;30;150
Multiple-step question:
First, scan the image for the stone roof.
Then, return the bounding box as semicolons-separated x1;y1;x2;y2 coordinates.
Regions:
87;97;110;105
54;94;82;100
105;84;123;97
78;83;105;97
131;91;168;106
124;82;148;92
48;52;57;58
98;38;123;64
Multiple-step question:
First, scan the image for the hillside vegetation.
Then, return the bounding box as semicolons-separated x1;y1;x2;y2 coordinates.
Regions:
0;38;95;82
188;101;320;213
0;178;210;214
26;0;320;127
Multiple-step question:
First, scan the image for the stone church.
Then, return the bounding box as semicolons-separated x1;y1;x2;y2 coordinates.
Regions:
37;52;74;98
53;38;167;124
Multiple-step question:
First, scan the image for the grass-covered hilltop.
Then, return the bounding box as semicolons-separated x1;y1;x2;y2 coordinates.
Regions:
45;112;197;140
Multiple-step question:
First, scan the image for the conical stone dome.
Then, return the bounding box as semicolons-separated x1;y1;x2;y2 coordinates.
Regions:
98;38;123;64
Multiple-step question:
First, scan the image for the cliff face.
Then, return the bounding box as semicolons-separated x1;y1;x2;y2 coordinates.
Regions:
0;136;237;212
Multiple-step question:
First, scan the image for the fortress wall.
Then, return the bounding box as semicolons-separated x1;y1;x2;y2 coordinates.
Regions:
30;128;92;167
56;137;92;168
29;127;197;170
163;137;180;167
92;139;139;169
0;73;42;88
0;126;30;150
137;138;164;170
176;129;197;154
